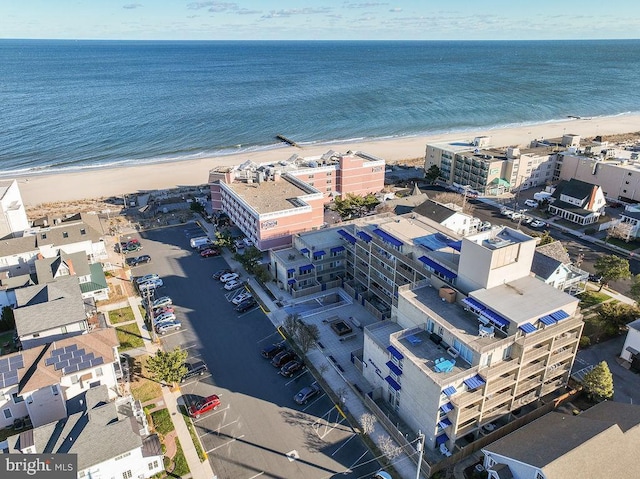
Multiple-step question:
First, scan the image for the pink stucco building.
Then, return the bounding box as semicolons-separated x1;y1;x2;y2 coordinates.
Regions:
208;150;385;250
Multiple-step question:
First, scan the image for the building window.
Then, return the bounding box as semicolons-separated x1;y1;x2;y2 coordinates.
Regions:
326;179;332;184
80;228;86;235
51;385;59;396
3;409;12;419
95;367;103;377
308;174;314;179
63;232;69;238
12;393;24;403
71;375;79;384
148;461;159;470
41;233;47;239
122;471;132;479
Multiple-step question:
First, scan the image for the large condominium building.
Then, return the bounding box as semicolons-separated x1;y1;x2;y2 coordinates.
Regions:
0;179;29;240
272;215;582;454
209;150;385;250
425;136;565;195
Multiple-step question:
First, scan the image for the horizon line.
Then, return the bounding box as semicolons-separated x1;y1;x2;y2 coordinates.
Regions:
1;37;639;42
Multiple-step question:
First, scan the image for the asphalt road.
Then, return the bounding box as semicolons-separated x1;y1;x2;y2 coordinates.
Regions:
129;225;380;479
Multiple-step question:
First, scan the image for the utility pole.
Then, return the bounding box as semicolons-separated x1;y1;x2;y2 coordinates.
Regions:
145;287;158;344
415;431;425;479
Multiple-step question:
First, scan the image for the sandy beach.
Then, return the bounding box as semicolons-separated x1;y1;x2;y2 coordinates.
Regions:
13;113;640;206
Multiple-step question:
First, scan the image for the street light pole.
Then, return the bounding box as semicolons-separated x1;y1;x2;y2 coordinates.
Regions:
144;287;158;344
415;431;425;479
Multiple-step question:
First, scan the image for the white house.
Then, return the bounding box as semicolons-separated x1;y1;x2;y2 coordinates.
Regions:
0;328;119;429
0;179;30;240
530;241;587;295
4;385;164;479
621;318;640;372
547;178;606;225
413;199;481;236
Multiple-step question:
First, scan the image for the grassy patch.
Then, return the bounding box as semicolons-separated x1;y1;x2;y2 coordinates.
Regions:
130;356;162;403
115;322;144;351
150;408;175;435
0;330;16;354
109;306;136;324
578;291;610;308
582;312;619;343
179;405;207;462
172;438;190;477
604;237;640;251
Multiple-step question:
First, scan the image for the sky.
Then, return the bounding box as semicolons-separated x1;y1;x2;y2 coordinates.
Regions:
1;0;639;41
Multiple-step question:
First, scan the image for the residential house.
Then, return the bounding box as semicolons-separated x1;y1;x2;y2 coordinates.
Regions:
482;401;640;479
0;328;119;429
35;251;109;301
621;318;640;373
0;272;34;309
0;179;30;240
413;199;481;236
616;204;640;239
530;241;587;295
4;385;164;479
14;276;92;349
547;179;606;225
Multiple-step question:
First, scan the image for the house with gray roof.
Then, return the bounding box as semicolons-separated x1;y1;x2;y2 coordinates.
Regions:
3;385;164;479
547;178;606;225
531;241;587;295
0;212;107;277
0;271;35;309
482;401;640;479
14;276;90;349
413;199;481;236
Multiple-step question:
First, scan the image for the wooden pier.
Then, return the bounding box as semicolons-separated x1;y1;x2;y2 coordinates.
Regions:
276;134;300;148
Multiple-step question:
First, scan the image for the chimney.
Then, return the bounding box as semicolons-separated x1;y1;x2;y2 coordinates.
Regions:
67;259;75;275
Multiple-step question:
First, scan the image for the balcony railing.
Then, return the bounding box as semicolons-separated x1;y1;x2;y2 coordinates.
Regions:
483;359;520;378
452;389;485;408
483;390;513;410
485;375;517;393
523;345;551;362
519;361;546;379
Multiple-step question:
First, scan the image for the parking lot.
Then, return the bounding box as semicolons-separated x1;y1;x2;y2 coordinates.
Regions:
128;225;381;479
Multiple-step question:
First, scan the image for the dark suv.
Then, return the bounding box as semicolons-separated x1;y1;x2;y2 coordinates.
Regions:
271;350;296;368
235;297;257;313
261;342;286;359
280;359;305;378
181;360;208;382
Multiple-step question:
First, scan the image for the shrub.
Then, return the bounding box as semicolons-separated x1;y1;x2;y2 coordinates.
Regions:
579;336;591;349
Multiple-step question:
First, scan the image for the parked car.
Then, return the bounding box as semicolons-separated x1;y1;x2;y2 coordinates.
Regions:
589;274;603;283
232;291;252;305
220;272;239;283
155;320;182;335
294;384;321;405
524;199;539;208
271;350;296;368
152;296;172;309
234;239;246;249
371;471;393;479
126;255;151;267
153;312;176;324
136;274;160;284
481;221;491;231
235;298;257;313
197;243;216;252
530;220;546;228
261;342;286;359
224;279;244;291
200;248;221;258
138;278;163;291
188;394;221;418
181;360;208;382
280;359;305;378
122;242;143;254
152;306;174;316
212;269;232;280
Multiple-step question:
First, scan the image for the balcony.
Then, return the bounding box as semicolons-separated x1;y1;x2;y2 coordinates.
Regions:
549;348;575;364
523;345;551;362
485;375;516;393
519;361;546;378
546;366;570;380
552;334;580;350
452;389;485;408
483;359;520;378
457;405;482;424
515;377;541;395
483;390;513;410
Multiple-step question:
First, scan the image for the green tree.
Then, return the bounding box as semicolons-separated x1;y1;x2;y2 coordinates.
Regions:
332;193;380;220
593;254;631;292
425;165;441;183
628;274;640;304
582;361;614;402
0;306;15;332
597;302;640;334
530;230;555;246
146;348;188;387
189;201;205;214
214;229;234;249
234;246;262;274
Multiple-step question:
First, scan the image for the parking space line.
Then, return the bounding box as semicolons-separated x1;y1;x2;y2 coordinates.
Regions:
237;306;259;317
312;406;346;439
193;404;230;423
156;329;186;338
206;434;245;453
256;331;281;343
246;473;264;479
301;393;326;412
200;418;239;437
347;449;369;470
179;373;212;387
285;369;309;386
331;433;357;456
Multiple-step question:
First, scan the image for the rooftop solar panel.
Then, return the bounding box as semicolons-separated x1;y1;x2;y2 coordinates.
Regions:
64;344;78;353
91;357;104;367
50;348;65;357
45;357;57;367
72;348;86;358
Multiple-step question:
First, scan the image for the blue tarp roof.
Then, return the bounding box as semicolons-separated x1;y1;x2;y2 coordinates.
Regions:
418;256;458;279
447;240;462;251
386;361;403;376
519;322;537;334
287;279;296;285
357;231;373;242
464;374;486;390
300;248;309;254
440;402;454;413
372;228;403;247
330;246;345;253
551;309;570;321
385;375;401;391
287;268;295;274
299;264;315;273
337;229;356;245
387;345;404;360
436;433;449;445
313;250;325;256
462;297;486;312
539;315;556;326
438;418;452;429
442;386;457;397
481;309;510;328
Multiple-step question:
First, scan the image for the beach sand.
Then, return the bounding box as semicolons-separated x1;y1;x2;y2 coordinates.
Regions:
14;113;640;206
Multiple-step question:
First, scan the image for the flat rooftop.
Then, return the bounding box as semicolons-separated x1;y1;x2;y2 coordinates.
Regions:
226;177;311;214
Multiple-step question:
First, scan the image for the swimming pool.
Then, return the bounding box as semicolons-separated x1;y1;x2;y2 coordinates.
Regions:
284;290;351;318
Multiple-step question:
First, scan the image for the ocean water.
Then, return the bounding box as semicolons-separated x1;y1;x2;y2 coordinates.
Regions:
1;39;640;175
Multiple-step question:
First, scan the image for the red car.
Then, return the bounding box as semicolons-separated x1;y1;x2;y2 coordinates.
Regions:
188;394;221;418
152;306;174;316
200;248;220;258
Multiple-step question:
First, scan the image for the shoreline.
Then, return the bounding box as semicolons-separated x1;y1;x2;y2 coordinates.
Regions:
14;113;640;206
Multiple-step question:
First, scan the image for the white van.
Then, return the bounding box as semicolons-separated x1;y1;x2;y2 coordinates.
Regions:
190;236;211;249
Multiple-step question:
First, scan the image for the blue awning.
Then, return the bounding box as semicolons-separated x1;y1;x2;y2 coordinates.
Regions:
387;345;404;360
287;268;295;274
299;264;315;273
462;297;486;312
551;309;570;321
372;228;403;247
330;246;345;253
288;279;296;285
442;386;457;397
300;248;309;254
447;240;462;251
464;374;486;390
357;231;373;243
438;418;452;429
313;250;326;257
519;322;537;334
385;375;401;391
337;229;357;245
440;402;454;413
436;433;449;445
481;309;510;328
418;256;458;279
539;315;556;326
386;361;403;376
